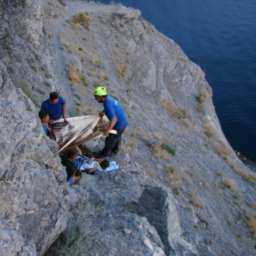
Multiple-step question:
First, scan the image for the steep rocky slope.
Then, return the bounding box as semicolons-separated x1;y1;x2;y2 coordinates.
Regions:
0;1;256;255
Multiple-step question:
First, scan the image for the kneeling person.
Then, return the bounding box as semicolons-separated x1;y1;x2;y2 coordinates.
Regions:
41;91;68;123
94;85;128;158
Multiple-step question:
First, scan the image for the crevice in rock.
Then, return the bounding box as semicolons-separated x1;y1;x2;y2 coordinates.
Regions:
127;186;175;256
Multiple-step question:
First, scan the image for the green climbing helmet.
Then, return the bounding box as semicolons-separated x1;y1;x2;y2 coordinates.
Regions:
94;85;108;97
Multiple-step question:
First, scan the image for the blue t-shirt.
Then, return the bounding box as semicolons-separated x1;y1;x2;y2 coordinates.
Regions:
41;97;65;121
72;155;90;170
103;96;128;132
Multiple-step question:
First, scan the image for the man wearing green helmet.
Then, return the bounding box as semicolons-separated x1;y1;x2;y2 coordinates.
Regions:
94;85;128;158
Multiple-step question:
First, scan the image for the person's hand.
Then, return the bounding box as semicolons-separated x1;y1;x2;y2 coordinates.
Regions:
63;118;69;125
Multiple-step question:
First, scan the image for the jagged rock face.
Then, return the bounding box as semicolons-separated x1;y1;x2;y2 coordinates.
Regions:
0;61;68;255
1;0;256;256
0;1;67;255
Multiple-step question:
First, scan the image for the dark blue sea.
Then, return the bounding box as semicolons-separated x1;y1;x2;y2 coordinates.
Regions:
100;0;256;160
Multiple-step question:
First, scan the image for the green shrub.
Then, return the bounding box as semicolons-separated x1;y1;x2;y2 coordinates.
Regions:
161;143;176;156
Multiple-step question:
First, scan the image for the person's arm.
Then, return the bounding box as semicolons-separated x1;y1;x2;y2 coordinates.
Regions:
105;116;117;135
104;101;117;135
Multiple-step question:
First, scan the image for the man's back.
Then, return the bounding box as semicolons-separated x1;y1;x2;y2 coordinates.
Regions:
103;96;128;132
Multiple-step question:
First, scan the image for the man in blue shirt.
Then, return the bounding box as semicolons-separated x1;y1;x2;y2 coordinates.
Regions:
41;91;68;122
94;85;128;157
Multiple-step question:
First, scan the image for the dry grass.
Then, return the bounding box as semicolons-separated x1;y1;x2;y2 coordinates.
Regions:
75;105;82;115
204;125;215;138
247;216;256;238
80;74;88;87
203;117;234;159
195;88;208;112
250;203;256;209
161;100;173;113
196;91;206;105
222;178;237;192
68;64;88;87
215;144;232;158
60;34;85;55
116;63;127;79
209;136;256;185
190;191;203;209
152;144;170;160
211;139;233;158
91;54;101;67
152;131;165;141
98;71;109;82
214;142;256;184
72;12;91;30
71;44;84;54
68;64;81;84
165;165;176;175
152;143;175;160
165;166;182;192
160;100;187;120
226;158;256;184
203;119;216;138
203;118;242;176
250;202;256;209
174;108;187;119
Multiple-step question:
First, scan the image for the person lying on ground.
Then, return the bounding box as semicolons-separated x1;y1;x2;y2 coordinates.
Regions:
66;148;98;175
38;109;56;140
41;91;68;123
94;85;128;158
63;146;119;178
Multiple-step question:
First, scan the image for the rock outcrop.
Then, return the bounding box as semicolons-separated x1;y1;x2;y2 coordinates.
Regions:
0;1;67;255
0;0;256;255
0;53;67;256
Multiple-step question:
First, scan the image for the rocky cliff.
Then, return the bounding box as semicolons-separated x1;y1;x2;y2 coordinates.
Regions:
0;1;256;255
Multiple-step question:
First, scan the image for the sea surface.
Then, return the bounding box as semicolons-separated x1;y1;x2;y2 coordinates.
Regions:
100;0;256;160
